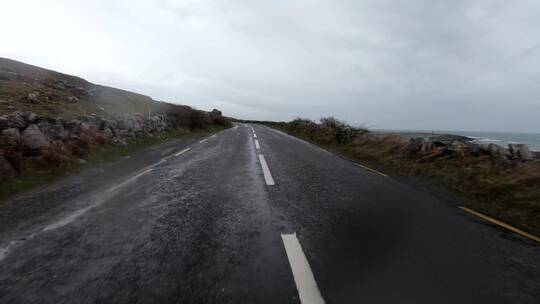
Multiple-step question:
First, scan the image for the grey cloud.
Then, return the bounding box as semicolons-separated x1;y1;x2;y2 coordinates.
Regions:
2;0;539;132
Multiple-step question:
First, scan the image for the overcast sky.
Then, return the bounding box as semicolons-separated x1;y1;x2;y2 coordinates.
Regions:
2;0;540;132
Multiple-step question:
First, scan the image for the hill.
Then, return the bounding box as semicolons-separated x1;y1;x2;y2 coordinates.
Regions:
0;57;189;118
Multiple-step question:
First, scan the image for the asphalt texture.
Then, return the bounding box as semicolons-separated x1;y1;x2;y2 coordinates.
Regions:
0;124;538;303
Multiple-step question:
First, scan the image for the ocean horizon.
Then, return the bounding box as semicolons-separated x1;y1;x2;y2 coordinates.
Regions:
377;129;540;152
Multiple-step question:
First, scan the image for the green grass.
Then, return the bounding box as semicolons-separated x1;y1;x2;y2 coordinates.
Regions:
0;159;80;200
0;126;227;201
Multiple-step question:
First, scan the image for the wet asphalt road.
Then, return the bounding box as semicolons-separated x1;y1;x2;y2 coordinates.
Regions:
0;124;538;303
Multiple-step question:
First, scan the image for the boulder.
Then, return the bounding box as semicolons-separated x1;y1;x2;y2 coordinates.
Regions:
23;112;38;124
0;112;27;130
408;137;426;152
409;137;447;153
63;96;79;103
482;143;510;159
447;140;469;156
67;120;91;135
0;116;9;131
102;128;114;139
37;119;69;141
76;116;100;130
27;91;40;103
508;144;534;160
0;156;17;181
21;124;49;149
2;128;21;142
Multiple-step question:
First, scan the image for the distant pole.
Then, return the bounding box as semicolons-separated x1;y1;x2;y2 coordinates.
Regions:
148;108;151;119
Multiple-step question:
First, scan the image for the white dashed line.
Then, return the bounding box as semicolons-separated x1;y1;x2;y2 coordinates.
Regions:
355;163;388;177
211;134;217;138
281;233;325;304
255;139;260;149
106;168;153;193
253;133;257;138
199;139;207;144
258;154;275;185
175;148;191;157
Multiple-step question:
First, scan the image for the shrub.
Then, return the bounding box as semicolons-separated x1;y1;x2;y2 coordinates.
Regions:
41;141;70;166
71;130;99;156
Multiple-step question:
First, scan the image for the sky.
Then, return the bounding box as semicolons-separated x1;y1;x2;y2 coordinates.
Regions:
2;0;540;132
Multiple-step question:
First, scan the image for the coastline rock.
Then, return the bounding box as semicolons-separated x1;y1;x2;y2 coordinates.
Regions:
21;124;48;150
482;143;510;159
508;144;534;160
448;140;469;156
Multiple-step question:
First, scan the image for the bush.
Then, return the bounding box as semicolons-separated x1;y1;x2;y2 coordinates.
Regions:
41;141;71;166
70;130;100;156
285;117;367;145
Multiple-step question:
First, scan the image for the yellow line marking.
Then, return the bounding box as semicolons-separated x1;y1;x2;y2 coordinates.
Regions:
458;206;540;243
354;163;388;177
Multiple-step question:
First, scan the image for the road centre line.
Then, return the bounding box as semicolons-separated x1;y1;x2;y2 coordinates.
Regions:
175;148;191;157
254;133;257;138
258;154;275;185
354;163;388;177
458;206;540;243
255;139;260;149
281;233;325;304
199;139;207;144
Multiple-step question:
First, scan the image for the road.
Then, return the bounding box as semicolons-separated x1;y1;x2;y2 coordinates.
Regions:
0;124;538;303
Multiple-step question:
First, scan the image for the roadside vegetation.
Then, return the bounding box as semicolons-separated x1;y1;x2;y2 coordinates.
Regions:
0;125;228;200
249;117;540;235
0;57;232;200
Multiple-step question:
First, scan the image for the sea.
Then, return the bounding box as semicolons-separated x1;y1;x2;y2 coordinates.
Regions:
377;130;540;152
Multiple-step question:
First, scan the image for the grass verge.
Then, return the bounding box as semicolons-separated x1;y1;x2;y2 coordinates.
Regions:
264;122;540;237
0;126;227;201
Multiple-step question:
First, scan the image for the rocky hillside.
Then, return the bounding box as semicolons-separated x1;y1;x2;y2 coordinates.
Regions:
0;57;192;119
0;58;230;185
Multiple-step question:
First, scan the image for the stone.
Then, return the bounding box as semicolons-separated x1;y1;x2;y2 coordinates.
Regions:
2;128;21;143
76;116;100;130
0;116;9;131
102;128;114;139
21;124;49;149
0;155;17;181
37;119;68;141
483;143;510;159
508;144;534;160
0;112;27;129
27;91;40;103
64;96;79;103
448;141;469;156
54;81;66;90
67;120;91;135
23;112;38;123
